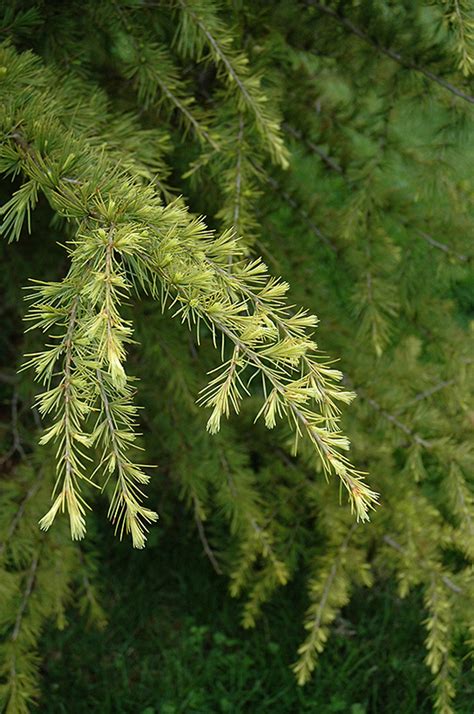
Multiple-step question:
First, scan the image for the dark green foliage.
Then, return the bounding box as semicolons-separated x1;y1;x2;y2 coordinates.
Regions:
0;1;473;712
39;520;474;714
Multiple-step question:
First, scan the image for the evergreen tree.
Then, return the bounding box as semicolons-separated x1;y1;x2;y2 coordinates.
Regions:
0;1;473;712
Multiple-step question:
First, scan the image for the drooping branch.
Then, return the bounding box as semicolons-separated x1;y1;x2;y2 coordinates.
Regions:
357;389;432;448
308;2;474;104
11;547;42;642
0;474;43;560
283;123;344;175
416;229;470;263
263;173;338;253
193;497;222;574
383;535;463;594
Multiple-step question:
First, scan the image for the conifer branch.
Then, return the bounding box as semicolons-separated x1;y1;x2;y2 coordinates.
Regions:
201;255;352;425
193;497;222;574
445;464;474;560
212;319;375;520
157;75;218;148
94;368;158;549
237;299;348;427
263;173;338;253
443;0;474;76
0;387;26;467
383;535;463;594
113;3;219;150
309;2;474;104
84;231;156;548
35;291;91;541
293;524;359;685
424;575;458;714
77;547;107;628
132;231;377;521
7;132;158;544
11;549;41;643
211;112;261;252
4;543;44;714
0;474;43;560
0;18;472;708
232;114;245;236
218;450;288;601
286;126;470;265
6;548;41;714
359;391;432;449
416;229;470;263
175;0;289;166
283;123;344;175
393;378;457;415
